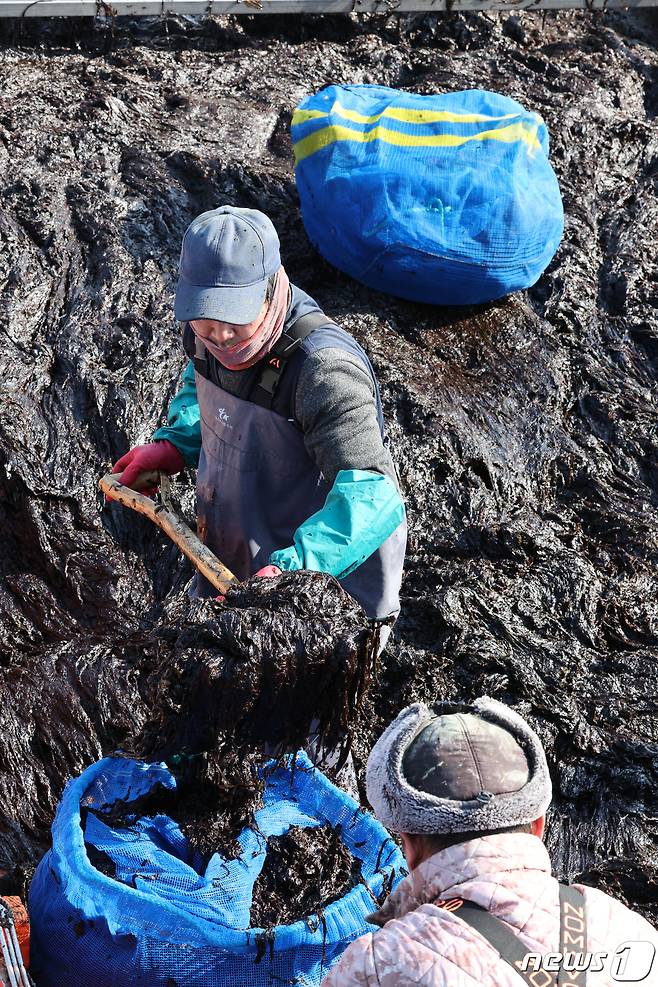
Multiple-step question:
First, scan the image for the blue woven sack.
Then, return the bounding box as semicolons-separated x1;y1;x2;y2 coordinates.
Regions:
292;85;564;305
29;753;405;987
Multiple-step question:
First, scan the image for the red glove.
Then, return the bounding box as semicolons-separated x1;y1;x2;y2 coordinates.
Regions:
254;565;282;578
111;440;185;492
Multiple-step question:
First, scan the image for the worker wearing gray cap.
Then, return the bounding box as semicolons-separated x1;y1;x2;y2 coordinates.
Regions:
113;206;406;624
323;698;658;987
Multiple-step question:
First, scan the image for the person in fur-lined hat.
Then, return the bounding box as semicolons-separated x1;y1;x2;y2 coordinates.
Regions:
323;698;658;987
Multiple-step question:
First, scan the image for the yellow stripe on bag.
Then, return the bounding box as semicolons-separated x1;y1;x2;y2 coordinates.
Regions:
292;108;328;123
292;102;527;127
293;121;542;163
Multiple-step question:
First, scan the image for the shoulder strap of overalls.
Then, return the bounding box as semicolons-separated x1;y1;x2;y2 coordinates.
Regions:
248;310;333;410
193;334;209;377
437;884;587;987
191;310;334;408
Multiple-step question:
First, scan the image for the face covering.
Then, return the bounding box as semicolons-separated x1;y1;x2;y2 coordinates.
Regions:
192;266;290;371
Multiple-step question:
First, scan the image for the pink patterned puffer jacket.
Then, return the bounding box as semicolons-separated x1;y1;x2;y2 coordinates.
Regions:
322;834;658;986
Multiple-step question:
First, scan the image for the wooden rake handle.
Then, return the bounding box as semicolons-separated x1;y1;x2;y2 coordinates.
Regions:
100;472;237;596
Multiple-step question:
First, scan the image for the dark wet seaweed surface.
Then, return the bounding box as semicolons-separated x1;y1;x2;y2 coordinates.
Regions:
133;572;379;763
0;9;656;922
250;824;360;928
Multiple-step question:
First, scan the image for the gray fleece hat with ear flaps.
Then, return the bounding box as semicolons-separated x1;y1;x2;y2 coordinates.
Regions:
366;698;552;835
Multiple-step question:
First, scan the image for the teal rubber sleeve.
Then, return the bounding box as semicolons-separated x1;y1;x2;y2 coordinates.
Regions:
153;360;202;468
269;469;406;580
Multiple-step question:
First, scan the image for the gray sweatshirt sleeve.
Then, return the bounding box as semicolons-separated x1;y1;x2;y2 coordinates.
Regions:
293;348;398;488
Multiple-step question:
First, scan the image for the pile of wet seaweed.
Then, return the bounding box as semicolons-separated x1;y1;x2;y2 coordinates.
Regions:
0;8;657;923
115;571;378;861
64;568;377;916
250;824;362;928
135;571;379;764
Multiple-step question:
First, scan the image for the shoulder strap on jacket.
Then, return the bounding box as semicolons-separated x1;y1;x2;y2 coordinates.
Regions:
558;884;588;987
438;884;587;987
442;898;542;986
249;310;332;410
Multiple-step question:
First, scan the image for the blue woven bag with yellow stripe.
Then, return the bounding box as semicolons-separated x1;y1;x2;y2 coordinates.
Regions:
292;85;563;305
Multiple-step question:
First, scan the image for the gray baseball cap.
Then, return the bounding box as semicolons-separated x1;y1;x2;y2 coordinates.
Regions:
174;206;281;325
